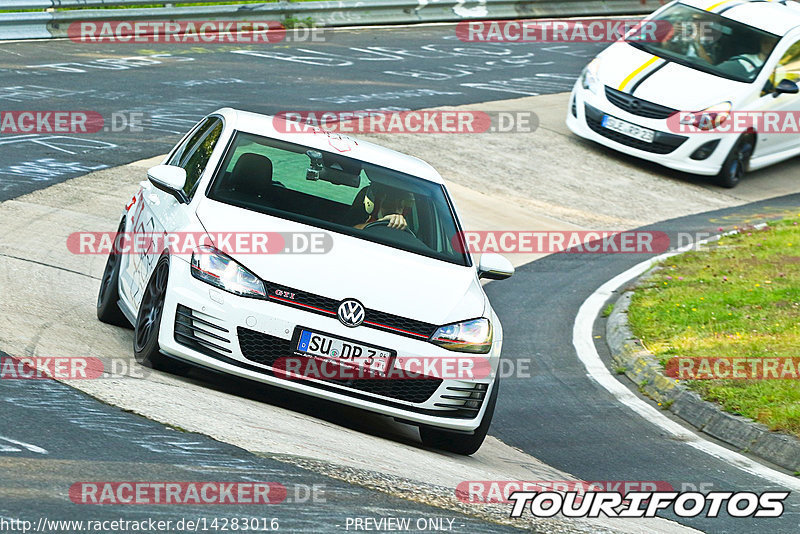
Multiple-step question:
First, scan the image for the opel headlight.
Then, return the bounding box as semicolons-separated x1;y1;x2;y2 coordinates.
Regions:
430;318;493;354
679;101;732;131
191;245;266;298
580;60;601;95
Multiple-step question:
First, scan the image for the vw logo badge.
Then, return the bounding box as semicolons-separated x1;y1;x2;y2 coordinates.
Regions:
338;299;365;327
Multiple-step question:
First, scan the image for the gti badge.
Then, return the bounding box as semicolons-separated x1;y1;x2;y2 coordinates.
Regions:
337;299;365;327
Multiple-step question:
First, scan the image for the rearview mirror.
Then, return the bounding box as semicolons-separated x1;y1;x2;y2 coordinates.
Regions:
774;78;799;97
147;165;188;203
477;253;514;280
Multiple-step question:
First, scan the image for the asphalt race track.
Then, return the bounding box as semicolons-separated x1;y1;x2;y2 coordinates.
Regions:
0;369;520;533
2;23;800;534
0;28;600;201
486;194;800;534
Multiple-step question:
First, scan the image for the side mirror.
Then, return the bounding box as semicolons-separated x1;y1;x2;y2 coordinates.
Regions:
147;165;188;203
477;253;514;280
774;78;799;97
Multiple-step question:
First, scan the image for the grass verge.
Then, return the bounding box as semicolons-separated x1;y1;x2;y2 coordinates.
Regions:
628;216;800;437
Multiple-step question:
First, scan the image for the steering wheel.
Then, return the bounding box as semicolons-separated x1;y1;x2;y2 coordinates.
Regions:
364;218;417;238
731;54;758;70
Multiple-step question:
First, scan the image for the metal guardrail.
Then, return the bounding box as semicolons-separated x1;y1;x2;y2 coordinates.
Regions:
0;0;656;41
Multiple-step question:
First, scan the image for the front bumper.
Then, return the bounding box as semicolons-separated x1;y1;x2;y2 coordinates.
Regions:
566;80;738;177
158;258;500;432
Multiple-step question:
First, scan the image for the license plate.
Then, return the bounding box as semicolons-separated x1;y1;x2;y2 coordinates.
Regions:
602;115;655;143
294;329;394;375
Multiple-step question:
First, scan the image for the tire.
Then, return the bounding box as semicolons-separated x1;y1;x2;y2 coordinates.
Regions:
716;134;754;188
420;380;499;455
133;255;188;373
96;217;129;327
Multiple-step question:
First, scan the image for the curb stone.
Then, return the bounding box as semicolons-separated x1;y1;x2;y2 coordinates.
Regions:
605;288;800;473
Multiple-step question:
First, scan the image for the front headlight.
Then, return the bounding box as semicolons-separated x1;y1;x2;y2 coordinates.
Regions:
430;318;493;354
679;101;732;131
580;59;601;95
191;245;266;298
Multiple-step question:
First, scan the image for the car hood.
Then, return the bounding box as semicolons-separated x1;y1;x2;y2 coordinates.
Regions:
596;43;751;111
195;198;485;325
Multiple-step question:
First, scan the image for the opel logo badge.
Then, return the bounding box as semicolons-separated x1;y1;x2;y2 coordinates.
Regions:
337;299;365;327
630;99;641;110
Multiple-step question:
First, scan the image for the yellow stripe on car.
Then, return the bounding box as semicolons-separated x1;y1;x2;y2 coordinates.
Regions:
618;56;659;92
706;0;738;11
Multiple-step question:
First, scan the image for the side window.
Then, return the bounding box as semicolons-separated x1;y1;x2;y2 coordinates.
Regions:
180;119;223;197
768;40;800;92
168;118;213;167
165;117;223;199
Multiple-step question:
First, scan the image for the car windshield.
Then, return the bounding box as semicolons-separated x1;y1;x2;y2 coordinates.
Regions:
207;132;469;266
627;3;780;83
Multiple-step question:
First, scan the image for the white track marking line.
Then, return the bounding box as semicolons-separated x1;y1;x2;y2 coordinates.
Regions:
0;435;48;454
572;236;800;491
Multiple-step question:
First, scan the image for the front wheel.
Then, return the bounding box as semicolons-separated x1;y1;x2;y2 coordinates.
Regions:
420;380;499;455
716;134;754;188
133;256;187;373
97;217;129;327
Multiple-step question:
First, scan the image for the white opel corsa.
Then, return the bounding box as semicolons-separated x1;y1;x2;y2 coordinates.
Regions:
567;0;800;187
96;108;514;455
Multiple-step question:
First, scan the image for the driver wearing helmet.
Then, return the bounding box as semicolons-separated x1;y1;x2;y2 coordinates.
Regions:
354;184;414;231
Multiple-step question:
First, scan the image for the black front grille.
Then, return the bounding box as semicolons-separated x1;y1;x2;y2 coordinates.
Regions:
584;104;687;155
174;305;232;357
237;327;442;404
604;86;677;120
264;283;438;340
435;383;488;417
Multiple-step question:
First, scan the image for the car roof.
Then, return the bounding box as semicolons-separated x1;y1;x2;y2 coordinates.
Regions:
212;108;446;185
680;0;800;36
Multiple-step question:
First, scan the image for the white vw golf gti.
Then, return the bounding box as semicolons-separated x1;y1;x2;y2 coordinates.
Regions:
568;0;800;187
97;108;514;455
